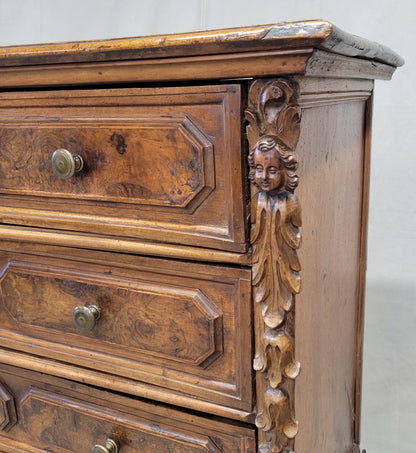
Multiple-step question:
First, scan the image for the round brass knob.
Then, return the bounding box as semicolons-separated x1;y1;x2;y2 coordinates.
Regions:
92;438;119;453
72;305;101;332
51;148;84;179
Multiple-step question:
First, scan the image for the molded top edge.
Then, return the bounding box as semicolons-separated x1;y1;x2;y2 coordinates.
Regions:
0;19;404;68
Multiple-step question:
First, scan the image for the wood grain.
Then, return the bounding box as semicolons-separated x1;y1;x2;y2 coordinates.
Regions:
353;93;374;446
0;48;398;89
0;348;255;424
0;247;253;412
246;78;302;452
0;85;247;253
294;88;369;453
0;21;401;89
0;21;402;453
305;49;396;80
1;264;222;367
0;363;256;452
0;49;314;88
0;225;251;265
0;118;213;207
296;77;373;108
0;380;17;432
0;20;402;67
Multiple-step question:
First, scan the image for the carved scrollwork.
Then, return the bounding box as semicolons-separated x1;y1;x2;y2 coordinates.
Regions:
245;78;301;453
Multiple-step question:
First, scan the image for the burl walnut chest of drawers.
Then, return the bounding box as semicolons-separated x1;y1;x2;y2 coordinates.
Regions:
0;20;402;453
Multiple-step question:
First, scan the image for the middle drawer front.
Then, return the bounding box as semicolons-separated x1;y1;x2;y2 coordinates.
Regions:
0;245;252;413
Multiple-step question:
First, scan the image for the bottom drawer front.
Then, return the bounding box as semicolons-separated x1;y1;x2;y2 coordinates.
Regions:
0;364;256;453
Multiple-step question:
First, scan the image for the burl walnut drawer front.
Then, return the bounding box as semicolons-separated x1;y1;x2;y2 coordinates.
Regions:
0;85;246;252
0;363;256;453
0;249;252;412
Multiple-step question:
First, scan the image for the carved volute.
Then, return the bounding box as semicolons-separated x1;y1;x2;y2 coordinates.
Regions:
245;78;301;453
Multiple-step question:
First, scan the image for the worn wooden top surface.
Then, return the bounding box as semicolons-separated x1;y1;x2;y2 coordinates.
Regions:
0;20;404;68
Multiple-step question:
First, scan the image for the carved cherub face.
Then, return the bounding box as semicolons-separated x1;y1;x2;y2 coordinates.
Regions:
253;145;282;193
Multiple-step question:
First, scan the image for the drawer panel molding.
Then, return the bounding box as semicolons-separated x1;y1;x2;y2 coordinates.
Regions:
245;78;302;453
0;22;403;453
20;389;222;452
0;363;256;452
0;250;252;411
0;85;246;252
0;262;223;368
0;380;17;432
0;116;214;209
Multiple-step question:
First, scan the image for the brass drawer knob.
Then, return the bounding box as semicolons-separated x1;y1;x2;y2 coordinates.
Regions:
92;438;119;453
51;148;84;179
72;305;101;331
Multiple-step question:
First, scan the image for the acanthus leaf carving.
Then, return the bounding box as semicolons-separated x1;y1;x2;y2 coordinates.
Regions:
245;78;302;453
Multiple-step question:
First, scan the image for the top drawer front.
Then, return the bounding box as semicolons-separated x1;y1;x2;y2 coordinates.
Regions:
0;85;246;252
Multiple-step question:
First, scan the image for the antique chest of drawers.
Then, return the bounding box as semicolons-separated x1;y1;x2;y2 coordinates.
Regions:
0;20;402;453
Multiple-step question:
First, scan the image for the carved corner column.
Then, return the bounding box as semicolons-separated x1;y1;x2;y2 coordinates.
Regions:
245;78;302;453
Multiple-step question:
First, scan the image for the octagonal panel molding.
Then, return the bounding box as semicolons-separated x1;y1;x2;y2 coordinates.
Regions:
0;261;223;367
0;115;214;211
0;380;17;432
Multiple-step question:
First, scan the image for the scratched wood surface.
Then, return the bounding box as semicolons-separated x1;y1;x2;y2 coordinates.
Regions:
0;20;403;67
0;21;403;88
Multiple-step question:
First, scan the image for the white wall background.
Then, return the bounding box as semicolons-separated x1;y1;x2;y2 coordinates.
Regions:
0;1;414;452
